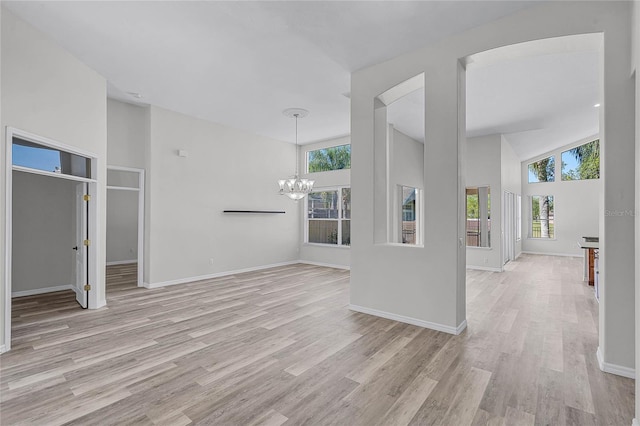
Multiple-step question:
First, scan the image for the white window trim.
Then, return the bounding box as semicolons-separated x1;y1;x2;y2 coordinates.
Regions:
305;144;351;174
464;186;490;249
560;139;600;181
527;155;556;184
396;185;423;246
516;194;522;241
304;186;351;247
528;194;556;240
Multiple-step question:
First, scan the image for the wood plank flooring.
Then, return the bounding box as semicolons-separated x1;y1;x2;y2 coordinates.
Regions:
1;255;634;425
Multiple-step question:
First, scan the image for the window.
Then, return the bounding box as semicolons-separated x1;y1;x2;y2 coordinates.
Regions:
465;186;491;247
306;187;350;246
561;139;600;180
12;137;92;179
516;195;522;241
530;195;554;238
400;186;421;245
528;156;555;183
306;144;351;173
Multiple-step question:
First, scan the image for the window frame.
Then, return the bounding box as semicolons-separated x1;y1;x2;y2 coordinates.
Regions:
305;144;351;174
560;139;600;181
527;155;556;184
398;185;422;246
529;194;556;240
304;186;351;247
386;184;424;247
465;186;491;248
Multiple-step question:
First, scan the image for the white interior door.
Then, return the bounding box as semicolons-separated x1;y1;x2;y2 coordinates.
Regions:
75;182;88;308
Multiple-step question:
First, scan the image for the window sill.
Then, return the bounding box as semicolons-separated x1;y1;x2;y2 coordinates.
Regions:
527;237;557;241
467;246;492;250
303;243;351;249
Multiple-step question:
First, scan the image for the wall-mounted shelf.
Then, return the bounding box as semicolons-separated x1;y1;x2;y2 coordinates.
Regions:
223;210;285;214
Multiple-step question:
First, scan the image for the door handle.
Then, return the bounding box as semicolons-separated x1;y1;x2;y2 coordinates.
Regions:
72;246;78;251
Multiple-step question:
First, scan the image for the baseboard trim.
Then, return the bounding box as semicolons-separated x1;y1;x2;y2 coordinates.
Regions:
0;345;6;354
143;261;300;289
12;284;74;298
596;346;636;379
349;304;467;335
298;260;350;270
106;260;137;266
466;265;502;272
632;418;638;426
92;298;107;310
521;251;581;258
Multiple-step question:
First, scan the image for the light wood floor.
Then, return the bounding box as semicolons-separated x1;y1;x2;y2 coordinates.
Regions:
1;255;634;425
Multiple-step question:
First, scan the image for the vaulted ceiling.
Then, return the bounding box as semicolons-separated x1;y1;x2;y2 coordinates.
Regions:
4;1;599;160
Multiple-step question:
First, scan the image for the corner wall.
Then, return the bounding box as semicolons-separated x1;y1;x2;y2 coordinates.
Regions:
632;0;639;422
520;135;600;257
144;105;300;286
1;8;108;348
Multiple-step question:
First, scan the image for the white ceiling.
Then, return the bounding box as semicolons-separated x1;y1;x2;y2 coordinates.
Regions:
466;35;600;160
4;1;598;160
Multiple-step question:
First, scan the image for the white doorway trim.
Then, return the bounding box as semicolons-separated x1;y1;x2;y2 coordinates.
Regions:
106;165;145;287
4;127;100;352
503;191;516;265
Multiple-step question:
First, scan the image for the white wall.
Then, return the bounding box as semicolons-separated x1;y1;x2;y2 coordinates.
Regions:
11;171;76;293
596;1;635;374
107;99;146;169
520;136;600;257
106;189;138;264
144;105;299;286
299;136;351;269
392;128;424;190
106;99;146;266
501;136;522;257
1;8;107;348
351;1;635;367
632;0;639;422
465;134;502;271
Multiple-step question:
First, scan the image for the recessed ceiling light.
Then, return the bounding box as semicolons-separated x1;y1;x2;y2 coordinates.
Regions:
593;103;601;108
127;92;143;99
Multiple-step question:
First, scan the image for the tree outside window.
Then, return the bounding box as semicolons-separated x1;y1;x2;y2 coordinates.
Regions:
561;139;600;180
307;145;351;173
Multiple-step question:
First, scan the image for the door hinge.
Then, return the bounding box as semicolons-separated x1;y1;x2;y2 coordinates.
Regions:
84;284;91;291
83;239;91;246
83;194;91;201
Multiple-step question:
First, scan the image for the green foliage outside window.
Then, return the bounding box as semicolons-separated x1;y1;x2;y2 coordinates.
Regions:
561;139;600;181
528;156;555;183
307;144;351;173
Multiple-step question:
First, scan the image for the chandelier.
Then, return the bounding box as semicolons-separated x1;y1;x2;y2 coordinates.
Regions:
278;108;314;201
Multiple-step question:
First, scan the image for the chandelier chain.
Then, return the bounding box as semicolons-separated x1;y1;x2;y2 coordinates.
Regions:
278;108;314;201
